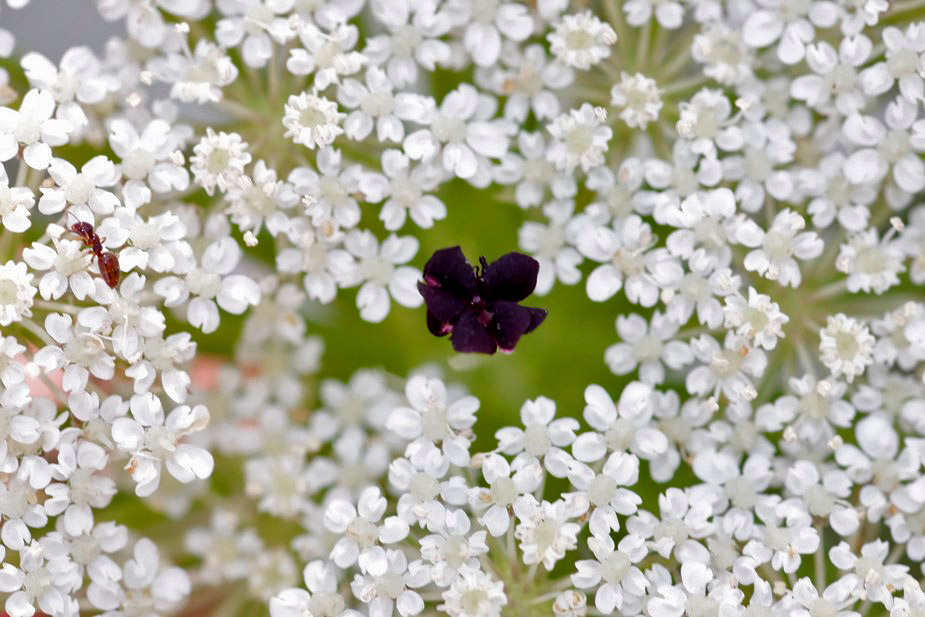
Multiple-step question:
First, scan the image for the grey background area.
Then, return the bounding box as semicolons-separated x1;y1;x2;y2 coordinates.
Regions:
1;0;123;60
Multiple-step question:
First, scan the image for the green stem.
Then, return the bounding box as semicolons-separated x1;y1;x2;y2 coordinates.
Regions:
882;0;925;25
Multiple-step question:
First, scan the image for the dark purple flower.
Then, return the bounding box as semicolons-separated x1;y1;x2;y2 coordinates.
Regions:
418;246;547;354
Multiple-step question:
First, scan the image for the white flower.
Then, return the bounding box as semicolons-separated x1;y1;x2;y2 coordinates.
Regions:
97;209;189;274
108;118;189;203
859;24;925;103
290;147;363;231
32;313;114;394
226;159;299;235
96;0;209;48
215;0;295;68
338;67;406;143
495;396;577;478
573;382;668;466
0;260;36;326
572;534;649;614
0;542;76;617
341;230;422;323
0;89;72;170
498;132;576;209
275;224;353;304
723;119;796;211
736;209;823;287
271;561;354;617
325;486;409;569
787;578;859;617
514;495;582;570
548;11;616;69
836;228;906;294
686;333;766;402
154;236;261;333
21;46;116;134
743;500;819;574
691;25;753;85
360;150;446;231
0;165;34;232
567;450;642;536
148;39;238;103
578;214;659;305
420;509;488;587
610;73;662;129
0;476;48;550
38;155;119;216
287;20;366;89
349;547;429;617
674;89;743;158
785;461;859;536
843;100;925;196
387;375;477;467
189;129;252;195
364;0;452;88
546;104;612;174
723;287;789;350
518;200;582;295
791;36;872;115
469;453;542;537
625;0;683;28
801;152;876;231
111;394;214;496
402;84;512;181
604;312;693;383
389;441;451;528
487;44;572;123
185;510;263;585
87;538;190;616
282;92;346;150
447;0;533;67
439;567;507;617
244;454;311;518
819;313;874;383
758;376;855;446
44;440;115;537
741;0;839;64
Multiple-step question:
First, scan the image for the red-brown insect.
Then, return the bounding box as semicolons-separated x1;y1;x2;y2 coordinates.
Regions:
66;214;121;289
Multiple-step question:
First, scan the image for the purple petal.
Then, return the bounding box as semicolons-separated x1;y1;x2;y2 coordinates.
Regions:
426;311;451;337
450;310;497;354
481;252;539;302
491;301;533;352
522;307;547;334
423;246;477;297
418;282;467;322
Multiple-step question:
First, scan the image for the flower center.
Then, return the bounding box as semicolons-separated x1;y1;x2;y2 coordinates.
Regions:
346;517;379;547
0;278;19;304
490;476;516;506
762;231;793;261
565;30;595;51
66;174;95;205
409;471;439;501
471;0;499;22
566;126;593;154
600;551;631;583
588;473;618;507
523;423;552;456
432;115;467;143
123;148;155;180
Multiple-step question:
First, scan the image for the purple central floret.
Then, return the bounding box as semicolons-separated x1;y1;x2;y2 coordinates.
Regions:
418;246;547;354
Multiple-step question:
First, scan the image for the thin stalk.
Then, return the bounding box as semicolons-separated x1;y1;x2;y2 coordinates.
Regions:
634;22;652;72
814;521;826;590
882;0;925;24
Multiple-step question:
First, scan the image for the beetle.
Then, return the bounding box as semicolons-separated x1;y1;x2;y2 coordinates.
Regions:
64;213;121;289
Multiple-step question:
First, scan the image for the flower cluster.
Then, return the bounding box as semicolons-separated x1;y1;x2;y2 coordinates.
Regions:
0;0;923;616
